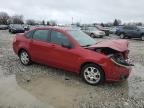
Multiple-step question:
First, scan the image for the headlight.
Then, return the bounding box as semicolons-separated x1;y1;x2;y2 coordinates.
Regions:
108;54;134;68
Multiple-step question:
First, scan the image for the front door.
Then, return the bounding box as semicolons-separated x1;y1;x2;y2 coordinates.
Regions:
48;30;81;72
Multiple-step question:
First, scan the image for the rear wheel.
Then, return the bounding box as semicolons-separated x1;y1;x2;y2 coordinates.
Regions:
127;37;131;39
120;34;125;39
9;29;11;33
19;50;31;65
141;36;144;41
105;31;109;36
81;64;104;85
90;33;95;38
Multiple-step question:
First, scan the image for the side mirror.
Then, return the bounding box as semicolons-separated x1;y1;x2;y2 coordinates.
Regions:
61;42;72;49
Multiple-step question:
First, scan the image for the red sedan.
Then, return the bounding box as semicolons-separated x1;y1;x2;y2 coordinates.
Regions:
13;27;133;85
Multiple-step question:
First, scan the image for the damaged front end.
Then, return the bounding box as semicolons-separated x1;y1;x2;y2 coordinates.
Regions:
87;40;134;68
107;50;134;69
92;47;134;68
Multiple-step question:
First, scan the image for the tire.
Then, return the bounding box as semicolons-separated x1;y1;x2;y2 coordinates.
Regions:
105;31;109;36
19;50;32;65
120;34;125;39
99;35;103;38
81;63;104;85
141;36;144;41
11;30;15;34
9;29;11;33
90;33;95;38
9;29;14;34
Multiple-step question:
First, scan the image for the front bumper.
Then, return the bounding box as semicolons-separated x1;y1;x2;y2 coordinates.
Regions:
102;59;132;82
108;65;131;82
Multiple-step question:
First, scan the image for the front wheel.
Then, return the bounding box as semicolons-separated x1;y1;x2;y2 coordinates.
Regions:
19;50;31;65
141;36;144;41
81;64;104;85
90;33;95;38
120;34;125;39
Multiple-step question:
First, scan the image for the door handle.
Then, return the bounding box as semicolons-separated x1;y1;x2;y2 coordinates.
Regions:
51;44;56;48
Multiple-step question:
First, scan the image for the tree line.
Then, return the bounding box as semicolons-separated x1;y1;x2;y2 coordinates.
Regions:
0;11;143;27
0;12;57;26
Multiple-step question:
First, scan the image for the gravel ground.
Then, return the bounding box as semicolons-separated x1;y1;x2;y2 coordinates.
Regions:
0;30;144;108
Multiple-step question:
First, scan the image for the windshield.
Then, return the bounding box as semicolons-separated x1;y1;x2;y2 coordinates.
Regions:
13;25;23;29
67;30;96;47
88;27;98;31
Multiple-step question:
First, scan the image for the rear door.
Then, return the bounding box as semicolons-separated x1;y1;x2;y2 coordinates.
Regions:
123;26;132;36
129;26;137;37
30;29;52;64
133;27;141;37
125;26;139;37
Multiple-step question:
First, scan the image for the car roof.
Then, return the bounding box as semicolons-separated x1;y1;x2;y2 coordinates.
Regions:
32;26;80;31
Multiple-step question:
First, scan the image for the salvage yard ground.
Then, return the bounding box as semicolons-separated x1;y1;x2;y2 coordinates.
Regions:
0;30;144;108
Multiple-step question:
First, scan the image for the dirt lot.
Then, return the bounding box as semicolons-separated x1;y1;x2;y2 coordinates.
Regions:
0;30;144;108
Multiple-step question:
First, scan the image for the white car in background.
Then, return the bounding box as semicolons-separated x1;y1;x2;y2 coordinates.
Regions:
81;27;105;38
109;27;117;34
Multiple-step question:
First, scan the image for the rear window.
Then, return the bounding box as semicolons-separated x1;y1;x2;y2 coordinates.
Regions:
33;30;50;42
25;30;35;38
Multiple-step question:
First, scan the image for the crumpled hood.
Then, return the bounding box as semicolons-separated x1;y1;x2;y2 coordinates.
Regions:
89;39;129;52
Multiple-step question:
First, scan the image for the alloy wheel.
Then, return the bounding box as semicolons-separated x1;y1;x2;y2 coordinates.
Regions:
120;34;125;39
90;34;95;38
83;67;101;84
20;51;30;65
142;36;144;41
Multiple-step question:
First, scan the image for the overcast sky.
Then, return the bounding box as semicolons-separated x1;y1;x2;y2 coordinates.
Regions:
0;0;143;24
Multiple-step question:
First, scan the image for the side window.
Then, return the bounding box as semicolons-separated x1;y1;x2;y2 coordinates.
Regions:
128;27;133;30
25;30;35;38
33;30;50;42
126;26;135;30
50;31;71;46
133;27;137;30
124;26;128;30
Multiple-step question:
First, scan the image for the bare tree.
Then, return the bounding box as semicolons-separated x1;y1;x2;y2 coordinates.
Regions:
76;22;81;27
100;23;105;27
11;15;24;24
47;21;50;26
0;12;9;25
113;19;122;26
136;22;142;26
49;20;57;26
41;20;45;25
26;19;36;25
